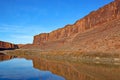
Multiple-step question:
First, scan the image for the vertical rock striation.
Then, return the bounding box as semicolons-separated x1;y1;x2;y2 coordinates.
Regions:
0;41;18;50
33;0;120;51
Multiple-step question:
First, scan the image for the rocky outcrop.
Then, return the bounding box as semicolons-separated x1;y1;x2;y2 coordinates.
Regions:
32;0;120;52
17;44;25;48
71;18;120;53
0;41;18;50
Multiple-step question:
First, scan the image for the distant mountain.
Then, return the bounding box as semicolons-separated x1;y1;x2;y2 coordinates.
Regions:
0;41;18;50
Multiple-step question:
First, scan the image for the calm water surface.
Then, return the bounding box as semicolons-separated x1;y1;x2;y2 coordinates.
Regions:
0;54;65;80
0;53;120;80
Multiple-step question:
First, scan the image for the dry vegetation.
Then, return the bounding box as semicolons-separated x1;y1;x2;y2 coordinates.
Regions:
6;49;120;65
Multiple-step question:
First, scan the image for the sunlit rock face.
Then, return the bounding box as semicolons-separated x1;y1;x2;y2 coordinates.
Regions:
32;0;120;52
0;41;18;50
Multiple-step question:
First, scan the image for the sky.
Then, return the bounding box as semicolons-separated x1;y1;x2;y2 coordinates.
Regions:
0;0;113;44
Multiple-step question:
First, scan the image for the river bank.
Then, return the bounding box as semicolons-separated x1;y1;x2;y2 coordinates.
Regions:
4;49;120;65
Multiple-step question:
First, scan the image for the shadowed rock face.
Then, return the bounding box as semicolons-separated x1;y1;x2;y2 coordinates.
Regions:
32;0;120;52
0;41;18;50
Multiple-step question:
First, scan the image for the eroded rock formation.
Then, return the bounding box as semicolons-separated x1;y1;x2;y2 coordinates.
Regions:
32;0;120;53
0;41;18;50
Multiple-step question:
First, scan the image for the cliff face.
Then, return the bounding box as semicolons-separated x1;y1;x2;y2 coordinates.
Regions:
32;0;120;52
0;41;18;50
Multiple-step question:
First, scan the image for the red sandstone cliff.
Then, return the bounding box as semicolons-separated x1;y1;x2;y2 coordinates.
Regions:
0;41;18;50
32;0;120;53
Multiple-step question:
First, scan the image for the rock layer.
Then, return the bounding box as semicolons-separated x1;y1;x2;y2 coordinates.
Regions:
32;0;120;52
0;41;18;50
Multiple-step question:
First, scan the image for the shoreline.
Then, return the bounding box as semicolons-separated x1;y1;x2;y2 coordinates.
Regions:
4;49;120;65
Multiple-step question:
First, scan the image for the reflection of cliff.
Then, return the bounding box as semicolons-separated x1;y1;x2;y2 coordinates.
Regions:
0;53;15;61
33;58;93;80
4;52;119;80
32;58;120;80
0;41;18;50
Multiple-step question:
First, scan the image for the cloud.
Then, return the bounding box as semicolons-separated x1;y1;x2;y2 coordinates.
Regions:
9;34;33;44
0;24;25;33
10;35;33;39
0;24;48;34
0;24;53;44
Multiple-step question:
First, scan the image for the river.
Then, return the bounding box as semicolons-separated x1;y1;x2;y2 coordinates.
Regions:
0;53;120;80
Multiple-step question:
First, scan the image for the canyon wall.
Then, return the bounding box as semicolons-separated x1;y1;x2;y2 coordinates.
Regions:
32;0;120;51
0;41;18;50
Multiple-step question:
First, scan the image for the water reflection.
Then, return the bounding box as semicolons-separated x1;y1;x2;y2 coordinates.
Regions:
32;58;120;80
0;53;16;61
33;58;94;80
0;53;120;80
0;54;65;80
